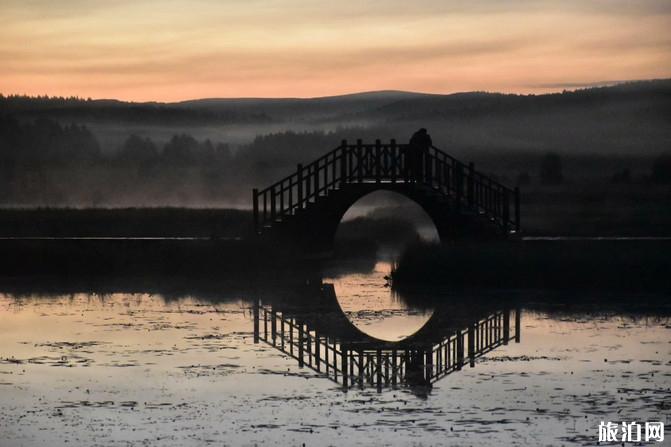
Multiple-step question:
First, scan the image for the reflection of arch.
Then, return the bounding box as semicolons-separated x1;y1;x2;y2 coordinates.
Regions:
253;282;521;392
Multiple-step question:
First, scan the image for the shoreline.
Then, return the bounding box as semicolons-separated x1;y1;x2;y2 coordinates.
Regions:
391;239;671;293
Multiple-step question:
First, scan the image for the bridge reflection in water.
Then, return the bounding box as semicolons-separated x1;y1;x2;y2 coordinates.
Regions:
253;283;520;392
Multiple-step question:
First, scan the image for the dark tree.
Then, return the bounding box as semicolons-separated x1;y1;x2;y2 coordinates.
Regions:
162;134;200;165
214;142;232;163
118;135;158;164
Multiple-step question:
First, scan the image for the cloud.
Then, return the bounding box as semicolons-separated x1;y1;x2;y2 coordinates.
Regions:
1;0;670;100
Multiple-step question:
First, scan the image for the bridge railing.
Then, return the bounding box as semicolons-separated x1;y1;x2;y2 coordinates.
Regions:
253;299;521;391
423;145;519;231
253;139;520;235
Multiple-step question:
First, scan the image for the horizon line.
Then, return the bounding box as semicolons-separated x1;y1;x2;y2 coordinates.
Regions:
1;77;668;105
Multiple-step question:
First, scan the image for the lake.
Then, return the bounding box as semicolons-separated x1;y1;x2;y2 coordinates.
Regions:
1;258;669;446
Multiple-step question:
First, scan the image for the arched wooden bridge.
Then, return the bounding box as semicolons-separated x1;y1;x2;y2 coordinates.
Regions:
253;139;520;251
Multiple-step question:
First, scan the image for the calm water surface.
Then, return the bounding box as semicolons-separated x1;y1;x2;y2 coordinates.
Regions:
1;261;669;446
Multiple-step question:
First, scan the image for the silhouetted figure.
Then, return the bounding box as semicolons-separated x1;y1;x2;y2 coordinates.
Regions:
408;128;432;182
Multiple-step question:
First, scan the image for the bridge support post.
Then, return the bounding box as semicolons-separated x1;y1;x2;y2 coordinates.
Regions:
375;139;381;183
487;177;493;212
503;308;510;345
456;333;464;370
356;139;363;183
515;308;521;343
376;349;383;392
403;145;410;183
391;349;397;387
280;314;285;350
468;324;475;367
253;300;259;344
340;141;347;187
515;187;521;233
270;309;277;346
296;164;303;210
503;190;510;233
324;338;329;377
252;188;259;234
455;162;463;211
358;350;364;388
468;162;475;207
315;331;320;371
342;346;349;390
425;349;433;381
298;321;304;367
390;139;397;183
425;153;432;185
270;186;276;222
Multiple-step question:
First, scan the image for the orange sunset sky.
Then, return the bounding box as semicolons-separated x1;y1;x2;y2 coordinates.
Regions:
2;0;670;102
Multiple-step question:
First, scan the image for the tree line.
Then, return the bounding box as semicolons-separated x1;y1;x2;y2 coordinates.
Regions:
0;95;270;125
0;115;670;206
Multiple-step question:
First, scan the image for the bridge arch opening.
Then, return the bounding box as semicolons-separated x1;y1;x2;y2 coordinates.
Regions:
333;190;440;258
329;190;438;341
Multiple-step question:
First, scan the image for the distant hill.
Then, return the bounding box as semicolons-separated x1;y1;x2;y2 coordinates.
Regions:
157;78;671;124
2;79;669;126
1;79;670;156
174;90;436;123
0;89;433;124
177;89;431;106
1;79;671;207
356;80;671;122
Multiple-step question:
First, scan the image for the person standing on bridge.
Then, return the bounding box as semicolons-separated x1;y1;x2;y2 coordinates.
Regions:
408;128;432;182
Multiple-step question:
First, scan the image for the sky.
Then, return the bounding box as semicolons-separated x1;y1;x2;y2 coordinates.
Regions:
1;0;670;101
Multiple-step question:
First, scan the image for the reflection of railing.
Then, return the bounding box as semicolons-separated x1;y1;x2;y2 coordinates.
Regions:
253;300;521;391
253;301;349;383
253;140;521;236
